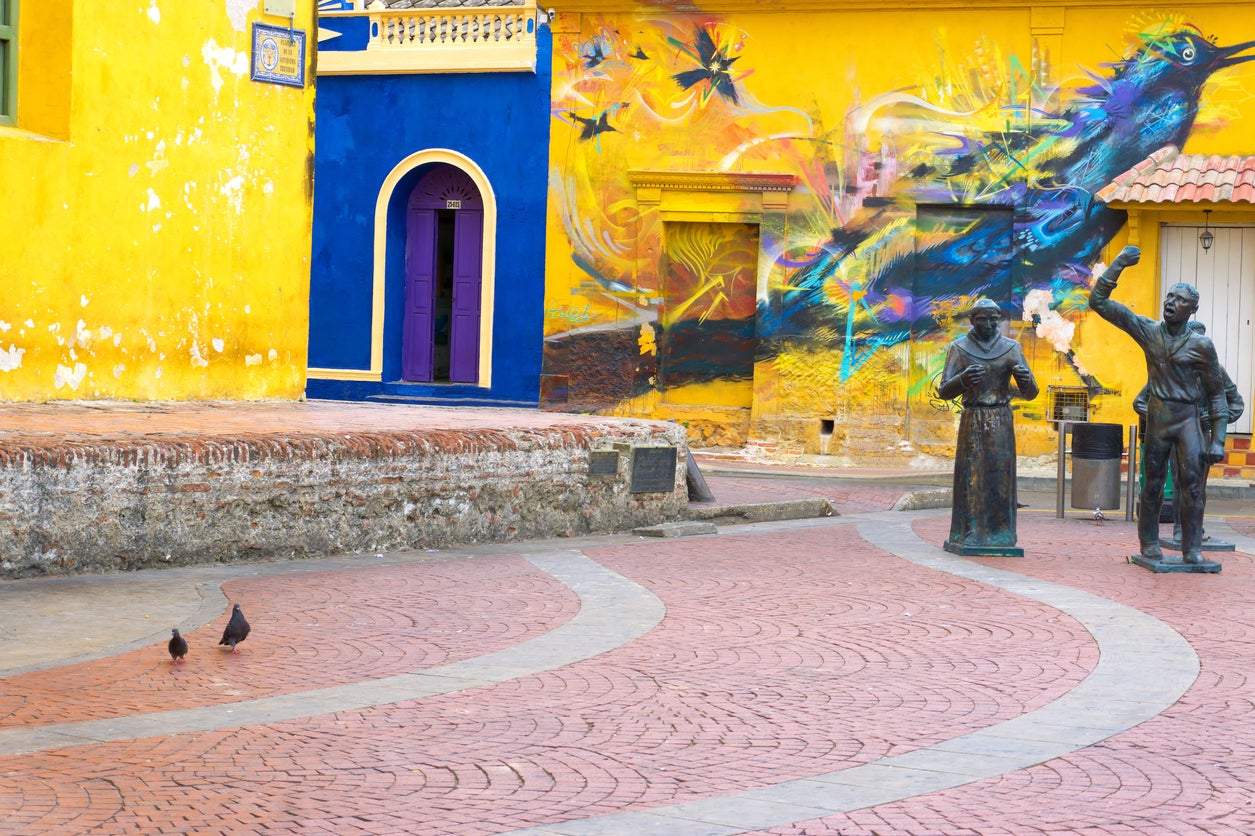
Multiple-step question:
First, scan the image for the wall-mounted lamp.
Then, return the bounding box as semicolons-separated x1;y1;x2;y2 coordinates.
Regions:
1200;209;1214;253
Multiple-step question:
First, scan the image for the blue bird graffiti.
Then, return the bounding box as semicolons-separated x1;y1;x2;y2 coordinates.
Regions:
771;24;1255;382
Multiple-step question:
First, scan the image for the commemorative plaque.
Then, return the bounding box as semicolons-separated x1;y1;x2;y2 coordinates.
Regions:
588;450;619;477
630;446;677;493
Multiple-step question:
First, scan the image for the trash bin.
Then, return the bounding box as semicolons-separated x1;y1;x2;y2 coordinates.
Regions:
1071;422;1123;510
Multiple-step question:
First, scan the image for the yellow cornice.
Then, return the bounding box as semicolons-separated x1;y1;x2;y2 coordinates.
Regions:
627;170;796;193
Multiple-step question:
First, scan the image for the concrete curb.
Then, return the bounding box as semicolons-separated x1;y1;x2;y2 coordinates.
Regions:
891;488;953;511
685;497;836;525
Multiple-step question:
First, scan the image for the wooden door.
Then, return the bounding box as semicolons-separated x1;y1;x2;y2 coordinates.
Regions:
449;210;483;383
402;165;484;383
659;222;759;407
402;208;437;381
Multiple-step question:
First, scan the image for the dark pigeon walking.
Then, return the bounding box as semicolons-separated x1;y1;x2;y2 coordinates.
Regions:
218;604;250;654
168;628;188;663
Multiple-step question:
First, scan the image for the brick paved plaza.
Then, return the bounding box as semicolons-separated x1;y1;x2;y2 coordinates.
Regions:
2;472;1255;835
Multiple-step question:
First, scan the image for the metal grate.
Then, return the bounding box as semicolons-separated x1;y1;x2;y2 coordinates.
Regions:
1047;385;1090;424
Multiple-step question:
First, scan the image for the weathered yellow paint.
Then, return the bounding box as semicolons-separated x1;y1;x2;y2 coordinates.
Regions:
546;2;1255;459
0;1;316;401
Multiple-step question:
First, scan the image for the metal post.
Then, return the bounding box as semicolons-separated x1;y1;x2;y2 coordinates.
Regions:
1126;423;1138;522
1056;422;1068;519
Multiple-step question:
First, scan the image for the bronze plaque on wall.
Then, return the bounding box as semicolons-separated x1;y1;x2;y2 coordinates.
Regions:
588;450;619;476
630;447;677;493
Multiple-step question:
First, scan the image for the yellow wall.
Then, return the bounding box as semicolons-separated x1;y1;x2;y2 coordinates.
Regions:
0;1;316;401
545;2;1255;457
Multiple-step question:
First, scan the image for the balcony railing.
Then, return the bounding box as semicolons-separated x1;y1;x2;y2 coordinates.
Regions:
318;1;539;75
369;5;534;50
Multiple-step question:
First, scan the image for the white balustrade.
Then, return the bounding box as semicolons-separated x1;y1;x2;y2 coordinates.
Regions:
318;1;539;75
367;4;535;51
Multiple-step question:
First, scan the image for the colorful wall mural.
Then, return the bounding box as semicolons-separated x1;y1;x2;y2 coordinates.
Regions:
542;3;1255;457
0;1;316;401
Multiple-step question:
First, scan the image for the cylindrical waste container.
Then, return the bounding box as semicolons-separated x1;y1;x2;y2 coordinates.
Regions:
1071;422;1123;510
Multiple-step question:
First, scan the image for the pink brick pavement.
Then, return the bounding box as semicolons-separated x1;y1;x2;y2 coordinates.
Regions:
2;489;1254;833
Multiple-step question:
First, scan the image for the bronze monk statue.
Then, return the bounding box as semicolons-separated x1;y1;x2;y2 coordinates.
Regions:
938;298;1039;555
1089;245;1228;566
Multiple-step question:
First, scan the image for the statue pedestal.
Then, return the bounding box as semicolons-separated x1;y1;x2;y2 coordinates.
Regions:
1158;537;1235;552
944;541;1023;557
1130;554;1222;574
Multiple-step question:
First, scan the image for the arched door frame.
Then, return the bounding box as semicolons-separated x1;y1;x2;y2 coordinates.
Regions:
371;149;496;387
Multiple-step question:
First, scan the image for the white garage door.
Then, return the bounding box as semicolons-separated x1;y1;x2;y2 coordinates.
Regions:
1160;224;1254;435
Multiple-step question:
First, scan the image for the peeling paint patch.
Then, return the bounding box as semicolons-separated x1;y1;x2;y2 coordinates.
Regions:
245;354;263;366
202;40;249;97
114;364;126;378
144;189;162;212
54;363;88;390
0;345;25;372
190;341;209;368
226;0;253;32
147;1;161;25
0;321;9;332
80;295;89;307
212;338;225;352
221;175;246;214
268;349;278;362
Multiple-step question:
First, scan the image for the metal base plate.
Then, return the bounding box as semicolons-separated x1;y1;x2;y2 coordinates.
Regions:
1159;537;1236;552
1130;554;1222;573
944;541;1024;557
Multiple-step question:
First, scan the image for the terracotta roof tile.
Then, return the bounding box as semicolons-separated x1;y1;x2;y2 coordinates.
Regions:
1096;145;1255;204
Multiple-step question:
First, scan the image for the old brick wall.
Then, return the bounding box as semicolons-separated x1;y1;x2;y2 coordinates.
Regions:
0;422;689;577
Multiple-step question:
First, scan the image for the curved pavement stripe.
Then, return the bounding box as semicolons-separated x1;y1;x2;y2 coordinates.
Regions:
503;514;1200;836
1201;518;1255;555
0;549;665;757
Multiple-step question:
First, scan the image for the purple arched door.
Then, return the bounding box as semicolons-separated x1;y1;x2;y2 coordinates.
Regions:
402;165;484;383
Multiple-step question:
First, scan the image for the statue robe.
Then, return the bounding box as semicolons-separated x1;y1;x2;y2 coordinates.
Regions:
938;333;1038;549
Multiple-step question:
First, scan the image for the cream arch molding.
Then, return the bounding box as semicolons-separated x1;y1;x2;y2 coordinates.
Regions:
307;149;498;388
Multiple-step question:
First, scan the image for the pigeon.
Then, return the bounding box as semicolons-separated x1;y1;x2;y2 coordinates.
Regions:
168;628;188;663
218;604;250;654
1093;507;1106;525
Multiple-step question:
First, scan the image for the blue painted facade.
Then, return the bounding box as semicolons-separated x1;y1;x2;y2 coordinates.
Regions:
307;23;552;407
